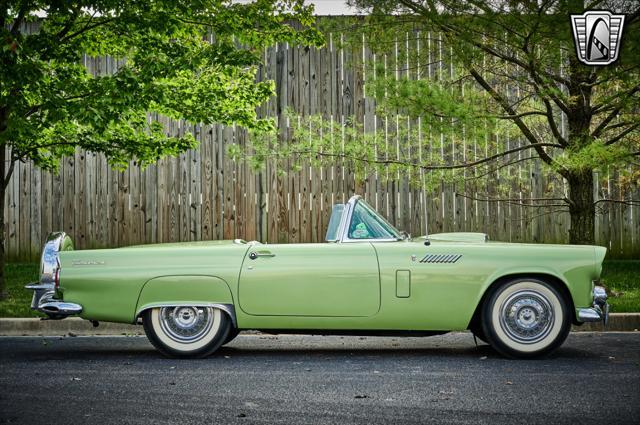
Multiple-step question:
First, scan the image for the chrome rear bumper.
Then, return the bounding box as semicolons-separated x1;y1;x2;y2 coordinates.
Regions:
25;282;82;319
577;285;609;325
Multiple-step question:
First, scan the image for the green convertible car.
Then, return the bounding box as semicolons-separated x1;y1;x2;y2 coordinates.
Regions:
27;195;608;359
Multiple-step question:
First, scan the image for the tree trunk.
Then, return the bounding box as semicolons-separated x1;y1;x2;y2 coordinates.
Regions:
566;170;596;245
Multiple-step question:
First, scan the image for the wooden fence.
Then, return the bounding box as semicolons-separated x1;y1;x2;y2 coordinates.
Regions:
4;32;639;260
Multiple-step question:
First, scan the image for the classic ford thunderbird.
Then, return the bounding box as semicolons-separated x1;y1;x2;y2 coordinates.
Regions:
27;195;608;358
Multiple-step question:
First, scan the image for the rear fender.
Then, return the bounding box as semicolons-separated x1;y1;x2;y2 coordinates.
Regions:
135;275;236;326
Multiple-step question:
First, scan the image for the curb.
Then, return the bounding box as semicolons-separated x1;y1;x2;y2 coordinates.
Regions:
1;314;639;336
0;318;144;336
572;313;640;332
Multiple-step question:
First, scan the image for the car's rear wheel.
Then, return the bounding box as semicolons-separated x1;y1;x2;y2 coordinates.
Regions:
142;306;230;358
481;278;571;359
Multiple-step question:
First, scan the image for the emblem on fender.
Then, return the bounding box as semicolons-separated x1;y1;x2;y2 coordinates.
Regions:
570;10;625;66
71;260;106;266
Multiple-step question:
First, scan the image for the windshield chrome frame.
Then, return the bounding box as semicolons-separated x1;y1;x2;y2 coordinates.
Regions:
335;195;402;243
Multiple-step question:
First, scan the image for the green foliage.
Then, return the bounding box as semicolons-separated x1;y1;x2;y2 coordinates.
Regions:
0;262;41;318
601;260;640;313
236;2;638;246
0;0;322;172
247;109;537;197
300;1;640;183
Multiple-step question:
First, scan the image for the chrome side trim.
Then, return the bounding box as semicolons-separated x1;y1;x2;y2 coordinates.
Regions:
136;303;237;328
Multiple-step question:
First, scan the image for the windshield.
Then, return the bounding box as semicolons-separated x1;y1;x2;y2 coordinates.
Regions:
348;199;402;240
325;204;345;241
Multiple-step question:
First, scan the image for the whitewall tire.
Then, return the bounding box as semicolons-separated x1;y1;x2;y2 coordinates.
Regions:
481;278;571;358
142;306;231;358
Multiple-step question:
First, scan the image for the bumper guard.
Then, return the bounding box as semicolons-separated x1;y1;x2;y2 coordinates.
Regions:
25;282;82;319
577;285;609;325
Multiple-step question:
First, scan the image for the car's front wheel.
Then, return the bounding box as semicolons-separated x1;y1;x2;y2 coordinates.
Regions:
481;278;571;359
142;306;231;358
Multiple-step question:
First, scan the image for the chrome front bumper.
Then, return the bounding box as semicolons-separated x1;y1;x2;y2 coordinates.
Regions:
577;285;609;325
25;282;82;318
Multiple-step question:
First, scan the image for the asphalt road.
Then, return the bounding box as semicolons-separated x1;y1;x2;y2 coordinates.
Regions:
1;332;639;425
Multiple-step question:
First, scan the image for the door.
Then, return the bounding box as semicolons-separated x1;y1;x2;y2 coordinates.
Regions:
238;243;380;317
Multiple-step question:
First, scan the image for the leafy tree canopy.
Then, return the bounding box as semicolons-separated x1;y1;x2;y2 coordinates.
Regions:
0;0;322;172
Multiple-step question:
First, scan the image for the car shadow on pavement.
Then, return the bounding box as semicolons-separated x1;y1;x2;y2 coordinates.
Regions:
0;336;605;362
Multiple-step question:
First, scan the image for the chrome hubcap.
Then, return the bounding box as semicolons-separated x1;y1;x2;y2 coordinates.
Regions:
159;306;215;343
499;290;554;344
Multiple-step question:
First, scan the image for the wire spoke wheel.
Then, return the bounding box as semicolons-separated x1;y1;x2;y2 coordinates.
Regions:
482;278;571;358
499;291;555;344
143;305;230;358
158;306;215;344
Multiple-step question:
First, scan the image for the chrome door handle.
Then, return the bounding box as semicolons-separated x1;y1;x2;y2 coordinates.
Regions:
248;251;276;260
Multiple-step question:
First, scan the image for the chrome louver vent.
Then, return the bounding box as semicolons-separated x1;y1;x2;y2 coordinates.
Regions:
419;254;462;264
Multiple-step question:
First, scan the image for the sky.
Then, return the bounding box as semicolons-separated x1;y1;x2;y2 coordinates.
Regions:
235;0;361;15
304;0;361;15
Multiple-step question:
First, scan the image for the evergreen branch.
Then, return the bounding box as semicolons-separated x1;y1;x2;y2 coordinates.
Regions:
467;67;560;170
594;199;640;207
396;0;571;88
488;111;547;120
290;142;562;171
515;208;571;222
456;192;568;208
541;97;568;146
463;156;540;181
604;123;640;146
591;84;640;136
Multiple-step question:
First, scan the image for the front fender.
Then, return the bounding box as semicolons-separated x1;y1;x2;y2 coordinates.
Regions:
478;262;594;317
135;275;236;325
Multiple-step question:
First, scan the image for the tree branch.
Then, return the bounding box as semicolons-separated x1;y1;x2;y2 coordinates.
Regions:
55;5;83;40
60;17;117;43
541;96;568;146
591;84;640;138
290;142;562;171
604;123;640;146
456;192;568;208
9;1;30;36
396;0;572;88
3;156;15;188
488;111;547;120
467;67;561;169
464;156;533;181
594;199;640;207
